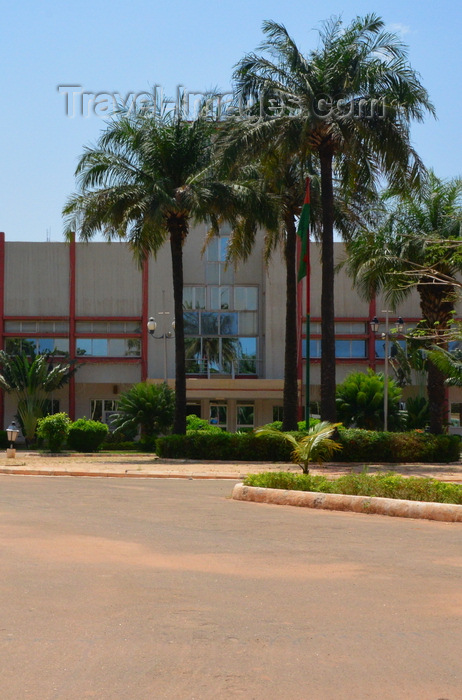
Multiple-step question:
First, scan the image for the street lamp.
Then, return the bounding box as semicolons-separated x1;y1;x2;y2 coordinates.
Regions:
370;312;405;432
6;420;19;458
147;290;175;383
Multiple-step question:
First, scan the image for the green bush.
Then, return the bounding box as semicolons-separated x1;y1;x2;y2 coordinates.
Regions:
36;412;70;452
100;441;139;451
156;428;460;463
186;414;223;434
156;432;293;461
337;428;460;463
336;369;402;431
243;471;462;505
67;418;109;452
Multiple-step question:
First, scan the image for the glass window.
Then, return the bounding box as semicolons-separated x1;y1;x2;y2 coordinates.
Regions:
237;403;254;431
207;237;219;262
220;237;229;261
219;313;238;336
210;286;230;310
234;287;258;311
335;340;366;358
125;338;141;356
184;312;200;335
375;339;406;359
108;338;126;357
202;312;219;335
236;337;257;374
21;322;37;333
38;338;54;354
54;322;69;333
183;287;206;310
273;406;284;422
302;339;321;359
92;339;108;356
209;402;227;429
238;311;258;335
335;322;366;334
54;338;70;355
4;322;20;332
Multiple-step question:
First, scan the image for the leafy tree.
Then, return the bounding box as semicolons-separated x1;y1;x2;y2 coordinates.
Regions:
427;345;462;386
64;106;272;434
404;395;430;430
255;421;342;473
225;15;433;421
0;351;75;444
336;369;402;431
345;172;462;433
111;382;175;438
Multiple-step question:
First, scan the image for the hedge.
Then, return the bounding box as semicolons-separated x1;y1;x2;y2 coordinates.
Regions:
156;429;461;463
67;418;109;452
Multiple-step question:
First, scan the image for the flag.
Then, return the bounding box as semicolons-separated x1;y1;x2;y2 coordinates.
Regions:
297;178;310;282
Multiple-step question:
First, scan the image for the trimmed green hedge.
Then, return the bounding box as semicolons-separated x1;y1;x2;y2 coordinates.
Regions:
337;429;460;464
67;418;109;452
156;433;294;461
156;429;460;463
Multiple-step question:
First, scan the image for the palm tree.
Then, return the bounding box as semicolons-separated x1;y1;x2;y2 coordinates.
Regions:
0;351;75;444
63;106;272;434
224;15;433;421
255;421;342;473
344;172;462;433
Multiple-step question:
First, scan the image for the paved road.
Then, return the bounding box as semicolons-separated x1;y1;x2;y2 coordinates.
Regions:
0;476;460;699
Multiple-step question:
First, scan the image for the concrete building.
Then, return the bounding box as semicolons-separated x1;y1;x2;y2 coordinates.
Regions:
1;228;461;432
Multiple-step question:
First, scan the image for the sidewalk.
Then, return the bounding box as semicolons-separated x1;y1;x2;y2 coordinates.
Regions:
0;452;461;482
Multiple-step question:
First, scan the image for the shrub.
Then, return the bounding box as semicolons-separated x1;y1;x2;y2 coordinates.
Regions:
186;414;223;434
337;428;460;463
100;441;139;451
243;471;462;505
36;412;70;452
111;382;175;438
156;432;294;461
67;418;109;452
336;369;402;431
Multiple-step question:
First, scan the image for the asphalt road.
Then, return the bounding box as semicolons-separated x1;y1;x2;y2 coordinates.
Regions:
0;476;460;700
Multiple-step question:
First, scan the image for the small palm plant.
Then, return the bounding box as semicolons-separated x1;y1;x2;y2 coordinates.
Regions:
255;422;342;474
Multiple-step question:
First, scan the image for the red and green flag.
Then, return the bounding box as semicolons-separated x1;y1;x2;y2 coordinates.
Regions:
297;178;310;282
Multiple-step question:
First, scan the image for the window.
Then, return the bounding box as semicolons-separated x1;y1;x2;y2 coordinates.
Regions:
183;287;206;310
273;406;284;422
335;340;367;358
335;322;366;334
90;399;119;427
76;338;140;357
209;402;227;429
237;403;254;432
375;339;406;359
4;337;70;356
234;287;258;311
207;236;229;262
210;286;230;310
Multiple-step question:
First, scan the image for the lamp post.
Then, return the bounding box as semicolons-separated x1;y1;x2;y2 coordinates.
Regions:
6;420;19;458
370;313;404;432
147;290;175;383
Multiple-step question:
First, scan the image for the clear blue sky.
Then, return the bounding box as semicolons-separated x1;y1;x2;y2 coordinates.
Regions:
1;0;461;241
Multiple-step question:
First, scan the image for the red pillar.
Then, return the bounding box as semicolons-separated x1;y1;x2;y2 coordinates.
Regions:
141;255;149;381
69;233;76;420
0;232;4;429
368;297;377;372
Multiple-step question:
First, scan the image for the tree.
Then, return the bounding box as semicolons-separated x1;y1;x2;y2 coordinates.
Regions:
335;369;402;431
345;172;462;433
0;351;75;444
225;15;433;421
63;106;272;434
255;421;342;473
111;382;175;439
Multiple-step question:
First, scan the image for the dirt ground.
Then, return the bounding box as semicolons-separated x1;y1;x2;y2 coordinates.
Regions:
1;451;462;482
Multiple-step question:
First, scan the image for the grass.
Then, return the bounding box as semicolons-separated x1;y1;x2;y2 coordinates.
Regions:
243;471;462;506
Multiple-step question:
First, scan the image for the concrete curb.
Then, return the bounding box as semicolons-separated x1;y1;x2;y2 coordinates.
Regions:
0;468;238;480
232;483;462;523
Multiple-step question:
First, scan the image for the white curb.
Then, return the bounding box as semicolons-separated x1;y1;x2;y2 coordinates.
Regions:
232;484;462;523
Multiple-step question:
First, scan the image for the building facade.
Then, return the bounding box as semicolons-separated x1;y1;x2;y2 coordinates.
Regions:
1;228;461;432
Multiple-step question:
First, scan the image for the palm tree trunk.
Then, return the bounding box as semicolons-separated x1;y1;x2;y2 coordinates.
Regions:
282;214;298;430
169;217;187;434
419;282;454;434
319;148;337;422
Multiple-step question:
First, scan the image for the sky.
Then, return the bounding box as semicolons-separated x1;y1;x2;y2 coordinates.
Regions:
1;0;461;242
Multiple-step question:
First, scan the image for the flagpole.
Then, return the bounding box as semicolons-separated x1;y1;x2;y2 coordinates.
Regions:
305;178;311;431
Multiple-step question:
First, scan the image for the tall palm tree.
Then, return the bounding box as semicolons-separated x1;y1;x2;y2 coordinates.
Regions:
63;106;272;434
224;15;434;421
344;172;462;433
